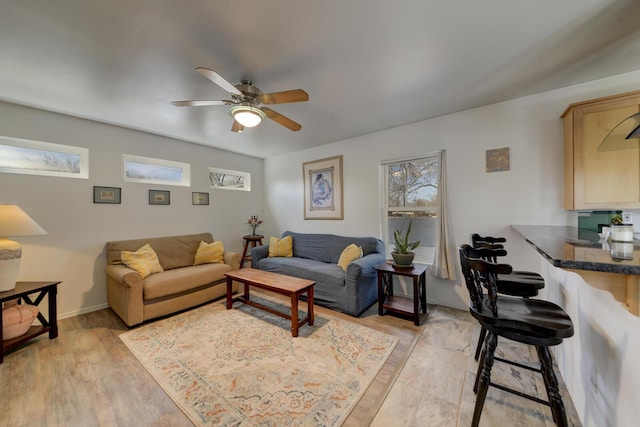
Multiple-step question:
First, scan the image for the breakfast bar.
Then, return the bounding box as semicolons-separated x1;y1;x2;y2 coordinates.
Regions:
512;224;640;315
511;225;640;427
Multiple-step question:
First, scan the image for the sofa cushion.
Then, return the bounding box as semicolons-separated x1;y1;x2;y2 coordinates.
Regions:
337;244;363;271
143;263;232;300
193;240;224;265
269;235;293;257
107;233;214;270
121;243;164;278
282;231;382;263
257;257;345;288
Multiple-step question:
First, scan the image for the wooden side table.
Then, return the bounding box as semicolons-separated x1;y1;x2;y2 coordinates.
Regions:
375;263;428;326
240;235;264;268
1;281;61;363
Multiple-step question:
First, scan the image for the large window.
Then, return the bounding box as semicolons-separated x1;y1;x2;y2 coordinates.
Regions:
382;154;440;264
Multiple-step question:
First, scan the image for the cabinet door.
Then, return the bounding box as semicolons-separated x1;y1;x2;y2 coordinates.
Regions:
566;93;640;210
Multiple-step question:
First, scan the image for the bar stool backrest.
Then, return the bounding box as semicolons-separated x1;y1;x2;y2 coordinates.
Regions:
459;244;512;316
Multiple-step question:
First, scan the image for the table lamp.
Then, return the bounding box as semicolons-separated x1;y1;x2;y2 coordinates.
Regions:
0;204;47;292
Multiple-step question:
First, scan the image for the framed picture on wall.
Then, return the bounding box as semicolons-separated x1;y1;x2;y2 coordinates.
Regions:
93;186;121;204
192;192;209;205
149;190;170;205
303;155;343;220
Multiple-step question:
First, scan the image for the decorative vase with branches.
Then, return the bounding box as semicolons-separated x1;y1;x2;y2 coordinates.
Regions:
247;215;263;236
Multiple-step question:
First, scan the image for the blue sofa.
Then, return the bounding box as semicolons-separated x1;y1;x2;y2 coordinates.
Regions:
251;231;386;316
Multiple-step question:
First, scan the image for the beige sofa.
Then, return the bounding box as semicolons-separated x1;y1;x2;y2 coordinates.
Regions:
106;233;240;327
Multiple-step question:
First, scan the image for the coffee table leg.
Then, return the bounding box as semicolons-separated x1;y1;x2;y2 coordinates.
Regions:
244;282;250;301
308;286;314;326
226;277;233;309
291;293;299;337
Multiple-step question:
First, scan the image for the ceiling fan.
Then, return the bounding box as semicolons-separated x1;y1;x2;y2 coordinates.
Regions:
171;67;309;132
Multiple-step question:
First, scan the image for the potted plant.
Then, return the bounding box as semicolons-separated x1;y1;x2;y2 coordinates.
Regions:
391;220;420;267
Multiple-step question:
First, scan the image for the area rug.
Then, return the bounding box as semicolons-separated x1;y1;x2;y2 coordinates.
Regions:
120;299;399;426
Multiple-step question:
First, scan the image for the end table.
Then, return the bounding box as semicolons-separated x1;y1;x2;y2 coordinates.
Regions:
375;263;428;326
240;235;264;268
1;281;61;363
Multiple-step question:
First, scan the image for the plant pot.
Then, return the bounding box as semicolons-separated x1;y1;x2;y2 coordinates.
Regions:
391;252;415;267
610;224;633;242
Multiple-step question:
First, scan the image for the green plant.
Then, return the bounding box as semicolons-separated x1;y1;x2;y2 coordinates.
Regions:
393;220;421;254
611;214;624;225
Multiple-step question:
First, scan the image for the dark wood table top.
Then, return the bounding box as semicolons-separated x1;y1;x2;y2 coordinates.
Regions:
0;281;61;302
226;269;315;292
375;262;429;277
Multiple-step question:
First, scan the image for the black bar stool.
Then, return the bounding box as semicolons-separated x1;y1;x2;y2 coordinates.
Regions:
469;234;545;360
459;244;574;427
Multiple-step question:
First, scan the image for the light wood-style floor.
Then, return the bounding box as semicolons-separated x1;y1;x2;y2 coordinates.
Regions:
0;292;580;426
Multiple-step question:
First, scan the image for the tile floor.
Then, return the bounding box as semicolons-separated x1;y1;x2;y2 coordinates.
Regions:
371;306;581;427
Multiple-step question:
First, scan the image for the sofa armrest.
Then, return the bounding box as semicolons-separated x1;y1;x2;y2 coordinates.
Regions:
223;251;242;270
106;265;145;327
346;253;387;285
251;244;270;268
106;265;143;288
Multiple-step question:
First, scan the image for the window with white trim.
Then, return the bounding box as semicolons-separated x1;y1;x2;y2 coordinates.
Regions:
382;154;440;264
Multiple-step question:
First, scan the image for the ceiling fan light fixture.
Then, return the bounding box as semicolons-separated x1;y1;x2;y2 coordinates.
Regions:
229;105;265;128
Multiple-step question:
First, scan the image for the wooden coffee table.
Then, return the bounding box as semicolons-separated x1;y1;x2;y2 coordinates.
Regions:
225;269;315;337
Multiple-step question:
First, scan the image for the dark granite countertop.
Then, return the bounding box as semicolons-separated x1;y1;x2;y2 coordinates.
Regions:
512;225;640;275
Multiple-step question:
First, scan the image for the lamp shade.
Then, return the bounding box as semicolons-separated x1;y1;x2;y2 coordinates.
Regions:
0;205;47;237
0;205;46;292
229;105;266;128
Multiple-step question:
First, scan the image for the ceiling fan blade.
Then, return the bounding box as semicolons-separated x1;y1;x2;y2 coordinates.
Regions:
171;100;229;107
231;120;245;133
260;89;309;105
261;107;302;131
196;67;243;96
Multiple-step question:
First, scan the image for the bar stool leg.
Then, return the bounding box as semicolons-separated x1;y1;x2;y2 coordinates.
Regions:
472;332;497;427
473;330;489;393
474;326;487;361
537;346;569;427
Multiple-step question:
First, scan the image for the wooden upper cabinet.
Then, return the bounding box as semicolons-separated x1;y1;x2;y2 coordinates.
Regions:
562;90;640;210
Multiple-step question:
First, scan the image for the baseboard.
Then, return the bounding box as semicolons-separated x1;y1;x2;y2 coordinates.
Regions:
58;303;110;320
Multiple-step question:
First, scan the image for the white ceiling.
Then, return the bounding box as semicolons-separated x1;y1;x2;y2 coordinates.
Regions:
1;0;640;158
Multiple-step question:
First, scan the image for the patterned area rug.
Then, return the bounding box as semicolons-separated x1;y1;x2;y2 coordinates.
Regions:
120;298;399;426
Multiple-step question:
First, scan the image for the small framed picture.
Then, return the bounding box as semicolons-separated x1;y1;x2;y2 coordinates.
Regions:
192;192;209;205
486;147;510;172
149;190;170;205
93;186;121;204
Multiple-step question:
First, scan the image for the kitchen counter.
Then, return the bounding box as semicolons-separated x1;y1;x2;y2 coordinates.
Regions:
512;225;640;275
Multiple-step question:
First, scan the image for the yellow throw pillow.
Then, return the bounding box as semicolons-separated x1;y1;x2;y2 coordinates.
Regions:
121;243;163;278
337;243;363;271
268;235;293;257
193;240;225;265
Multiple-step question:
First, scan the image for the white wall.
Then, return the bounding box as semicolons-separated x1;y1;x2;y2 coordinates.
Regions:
0;101;263;318
542;261;640;427
263;69;640;310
